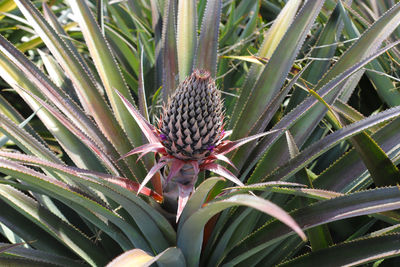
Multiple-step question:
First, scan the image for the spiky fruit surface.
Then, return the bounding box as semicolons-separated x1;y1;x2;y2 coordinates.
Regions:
160;69;224;160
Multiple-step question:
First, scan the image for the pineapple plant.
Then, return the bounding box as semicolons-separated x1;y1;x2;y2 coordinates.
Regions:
118;68;278;219
0;0;399;266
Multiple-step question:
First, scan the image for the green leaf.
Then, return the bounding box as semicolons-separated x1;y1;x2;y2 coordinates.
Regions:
178;177;224;232
0;35;124;171
67;0;146;150
0;157;141;251
229;61;311;171
0;257;56;267
41;2;92;77
149;0;163;91
0;242;25;253
0;0;17;20
225;186;400;264
0;105;40;147
315;117;400;192
339;2;400;106
343;118;400;187
0;243;87;267
38;50;80;104
248;1;400;184
0;30;139;178
230;0;323;140
247;40;400;182
104;22;139;78
18;87;122;176
333;100;375;132
195;0;221;77
137;45;150;127
0;111;71;184
0;198;72;258
261;105;400;183
13;0;143;177
0;185;107;266
285;130;333;252
177;0;197;81
269;187;343;201
178;194;306;267
0;152;176;250
225;181;306;192
218;1;237;46
278;234;400;266
286;1;345;111
238;1;260;42
0;52;107;172
72;176;171;254
161;0;178;100
0;35;99;144
0;95;43;143
295;1;400;147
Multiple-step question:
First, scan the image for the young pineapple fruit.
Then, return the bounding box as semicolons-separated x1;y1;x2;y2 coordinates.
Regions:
160;69;224;161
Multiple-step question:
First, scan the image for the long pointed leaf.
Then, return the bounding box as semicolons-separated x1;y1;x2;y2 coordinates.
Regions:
279;234;400;266
0;151;176;246
229;0;302;128
0;95;43;144
247;40;400;181
178;194;306;267
67;0;145;148
0;185;107;266
178;177;224;232
115;90;159;144
260;105;400;183
0;52;106;172
0;158;144;251
201;163;244;187
226;187;400;264
0;34;135;177
138;161;168;196
177;0;197;81
0;243;87;267
195;0;221;77
286;1;400;156
13;0;144;177
162;0;178;100
231;0;325;141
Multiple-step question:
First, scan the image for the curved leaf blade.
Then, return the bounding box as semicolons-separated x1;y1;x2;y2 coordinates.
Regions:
0;158;142;251
247;40;400;182
178;177;224;232
0;185;107;266
279;234;400;267
261;105;400;183
226;186;400;264
0;242;87;267
106;247;185;267
178;194;306;267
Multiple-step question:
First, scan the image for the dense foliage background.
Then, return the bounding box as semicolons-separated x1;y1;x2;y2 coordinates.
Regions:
0;0;400;266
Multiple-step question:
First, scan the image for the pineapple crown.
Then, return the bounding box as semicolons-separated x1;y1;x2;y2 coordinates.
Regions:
160;69;224;161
